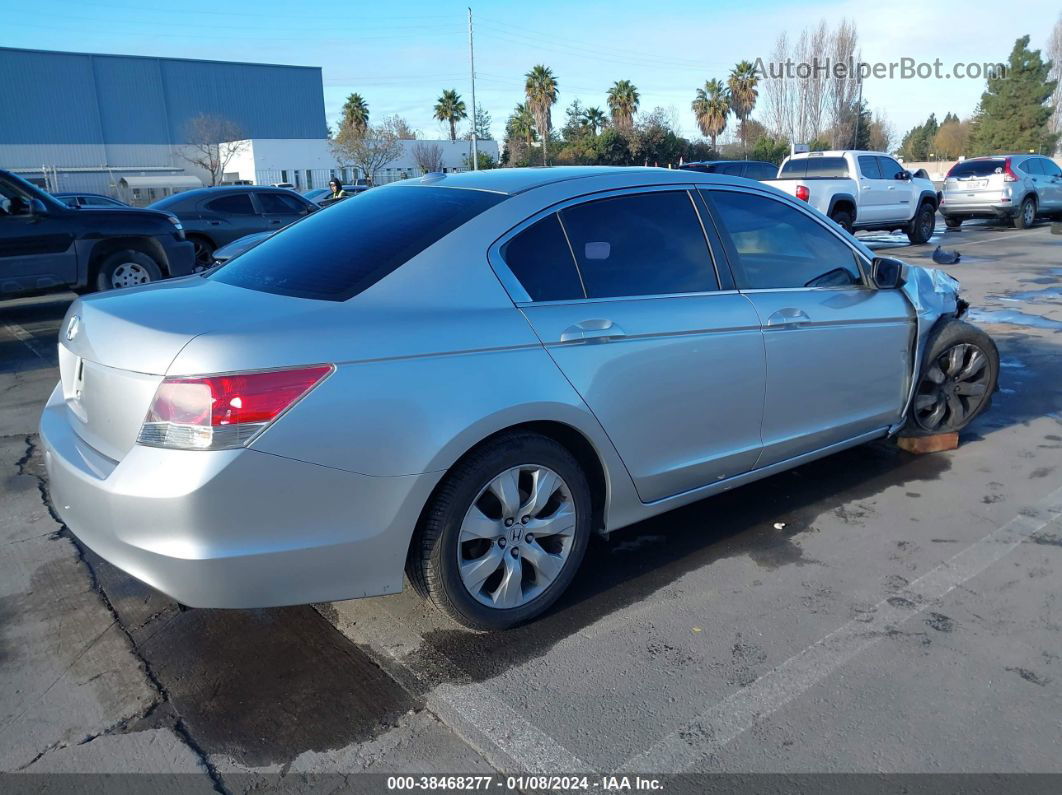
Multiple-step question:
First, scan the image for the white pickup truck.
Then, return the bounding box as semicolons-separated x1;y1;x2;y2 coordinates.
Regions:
765;150;940;244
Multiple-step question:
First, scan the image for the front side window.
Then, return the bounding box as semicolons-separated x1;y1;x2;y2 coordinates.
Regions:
206;193;255;215
706;190;863;290
559;191;718;298
211;186;504;301
877;157;904;180
500;214;584;302
257;192;309;214
1040;158;1062;177
746;163;779;181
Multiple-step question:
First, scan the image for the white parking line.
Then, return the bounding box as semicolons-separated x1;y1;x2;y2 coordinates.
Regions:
321;604;590;774
2;322;51;360
622;485;1062;773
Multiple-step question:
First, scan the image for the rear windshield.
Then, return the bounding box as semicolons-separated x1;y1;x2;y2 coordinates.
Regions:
779;156;849;178
209;186;505;301
948;160;1004;178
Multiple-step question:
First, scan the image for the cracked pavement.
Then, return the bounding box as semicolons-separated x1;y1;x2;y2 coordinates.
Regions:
1;221;1060;788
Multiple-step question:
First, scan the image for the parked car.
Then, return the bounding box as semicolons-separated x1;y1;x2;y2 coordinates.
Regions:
0;169;194;296
54;192;131;209
679;160;779;181
303;185;369;206
765;150;940;243
939;155;1062;229
211;230;276;265
150;186;317;268
41;167;997;630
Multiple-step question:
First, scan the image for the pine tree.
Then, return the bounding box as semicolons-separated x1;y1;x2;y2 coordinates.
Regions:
970;35;1058;154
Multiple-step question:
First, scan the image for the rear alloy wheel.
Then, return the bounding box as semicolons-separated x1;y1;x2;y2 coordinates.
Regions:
906;203;936;244
906;321;998;435
1013;197;1036;230
410;433;591;630
830;209;854;234
95;249;163;291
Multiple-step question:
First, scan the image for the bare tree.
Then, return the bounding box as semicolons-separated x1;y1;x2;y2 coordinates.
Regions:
868;110;895;153
331;117;404;185
828;19;860;148
798;22;831;143
178;113;248;186
762;32;795;139
412;141;444;174
1049;13;1062;150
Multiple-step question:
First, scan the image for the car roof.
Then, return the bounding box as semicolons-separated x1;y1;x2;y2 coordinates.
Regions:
380;166;728;196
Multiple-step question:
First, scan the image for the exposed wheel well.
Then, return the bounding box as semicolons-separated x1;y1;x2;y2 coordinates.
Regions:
830;200;855;217
88;237;169;283
405;420;610;574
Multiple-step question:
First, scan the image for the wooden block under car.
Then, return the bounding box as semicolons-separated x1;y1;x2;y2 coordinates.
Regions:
897;432;959;454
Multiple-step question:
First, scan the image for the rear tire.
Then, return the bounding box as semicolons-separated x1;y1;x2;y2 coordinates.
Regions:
189;235;216;270
903;320;998;437
944;216;963;229
95;249;163;291
409;432;592;631
830;208;855;234
906;203;936;244
1013;197;1036;230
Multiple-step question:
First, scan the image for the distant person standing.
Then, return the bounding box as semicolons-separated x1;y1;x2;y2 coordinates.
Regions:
328;178;346;200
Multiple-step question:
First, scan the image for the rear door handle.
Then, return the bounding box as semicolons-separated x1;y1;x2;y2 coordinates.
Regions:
766;308;811;328
560;319;626;342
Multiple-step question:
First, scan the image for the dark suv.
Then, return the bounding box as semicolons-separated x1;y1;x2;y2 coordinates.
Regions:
678;160;779;181
0;170;194;296
150;186;317;267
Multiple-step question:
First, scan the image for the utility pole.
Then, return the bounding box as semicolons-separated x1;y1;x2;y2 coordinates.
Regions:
468;7;478;170
851;74;863;149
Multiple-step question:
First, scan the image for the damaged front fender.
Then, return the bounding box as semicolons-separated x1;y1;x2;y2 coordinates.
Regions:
891;264;963;434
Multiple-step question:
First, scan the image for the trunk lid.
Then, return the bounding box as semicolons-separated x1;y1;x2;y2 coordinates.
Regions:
58;276;324;462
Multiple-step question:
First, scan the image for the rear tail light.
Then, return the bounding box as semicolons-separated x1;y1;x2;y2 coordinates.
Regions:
137;364;333;450
795;184;810;202
1002;158;1018;182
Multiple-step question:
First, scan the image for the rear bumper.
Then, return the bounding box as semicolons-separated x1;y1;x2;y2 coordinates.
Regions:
939;200;1016;219
39;383;440;608
161;239;196;277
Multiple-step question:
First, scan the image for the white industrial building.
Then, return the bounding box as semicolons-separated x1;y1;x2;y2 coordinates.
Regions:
223;138;501;189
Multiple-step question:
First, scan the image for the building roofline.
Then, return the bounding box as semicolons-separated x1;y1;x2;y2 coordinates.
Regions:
0;45;322;73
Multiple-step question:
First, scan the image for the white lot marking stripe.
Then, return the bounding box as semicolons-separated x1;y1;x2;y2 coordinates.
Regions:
623;486;1062;774
322;607;590;774
2;322;50;360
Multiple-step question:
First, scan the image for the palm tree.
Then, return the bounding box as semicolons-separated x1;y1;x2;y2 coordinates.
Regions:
691;79;730;153
524;65;558;165
607;80;639;133
727;61;759;156
341;93;369;134
507;102;537;151
434;89;467;142
583;106;607;136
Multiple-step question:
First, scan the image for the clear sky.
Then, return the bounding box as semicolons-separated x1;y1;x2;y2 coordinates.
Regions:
3;0;1058;145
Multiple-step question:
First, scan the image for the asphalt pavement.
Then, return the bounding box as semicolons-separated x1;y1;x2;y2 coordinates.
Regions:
1;218;1060;791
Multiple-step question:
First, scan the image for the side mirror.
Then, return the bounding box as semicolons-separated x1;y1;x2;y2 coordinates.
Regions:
28;198;48;216
895;170;912;181
872;257;905;289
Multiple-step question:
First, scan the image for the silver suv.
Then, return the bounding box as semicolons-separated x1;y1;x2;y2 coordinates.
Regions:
940;155;1062;229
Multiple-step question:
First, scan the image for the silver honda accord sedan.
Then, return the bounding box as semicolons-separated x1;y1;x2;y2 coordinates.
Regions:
40;167;998;630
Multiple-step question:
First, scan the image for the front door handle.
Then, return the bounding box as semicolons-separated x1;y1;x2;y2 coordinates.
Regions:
766;308;811;328
560;319;626;342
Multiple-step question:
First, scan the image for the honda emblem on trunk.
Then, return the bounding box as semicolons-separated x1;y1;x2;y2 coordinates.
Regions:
66;315;81;342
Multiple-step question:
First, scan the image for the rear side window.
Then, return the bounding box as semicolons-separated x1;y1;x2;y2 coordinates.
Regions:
716;163;745;176
948;160;1004;178
706;190;862;290
779;157;849;178
559;191;718;298
858;156;881;178
1019;158;1043;175
206;194;255;215
500;215;585;301
211;186;504;301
